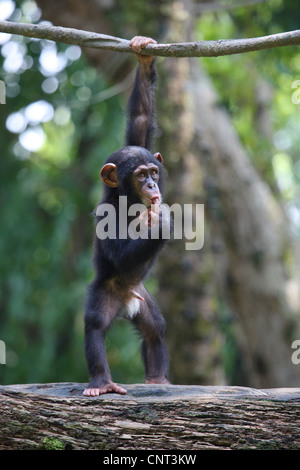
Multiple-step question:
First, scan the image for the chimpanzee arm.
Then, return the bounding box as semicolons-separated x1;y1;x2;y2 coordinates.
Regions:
98;204;170;273
126;37;158;150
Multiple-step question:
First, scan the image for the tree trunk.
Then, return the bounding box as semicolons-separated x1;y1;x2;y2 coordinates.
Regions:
1;382;300;450
190;61;300;387
154;6;225;385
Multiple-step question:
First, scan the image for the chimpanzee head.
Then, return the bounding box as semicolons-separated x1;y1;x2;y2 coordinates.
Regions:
100;146;164;206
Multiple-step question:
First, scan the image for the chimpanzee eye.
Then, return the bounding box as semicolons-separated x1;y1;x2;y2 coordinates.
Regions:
151;169;158;178
139;172;146;179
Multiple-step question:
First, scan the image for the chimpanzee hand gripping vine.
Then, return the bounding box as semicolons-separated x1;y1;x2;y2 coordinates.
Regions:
83;36;170;396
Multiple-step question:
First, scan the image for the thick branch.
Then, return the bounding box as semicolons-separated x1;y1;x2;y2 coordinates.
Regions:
1;383;300;450
0;20;300;57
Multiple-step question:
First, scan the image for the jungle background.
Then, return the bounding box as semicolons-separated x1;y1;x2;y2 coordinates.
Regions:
1;0;300;389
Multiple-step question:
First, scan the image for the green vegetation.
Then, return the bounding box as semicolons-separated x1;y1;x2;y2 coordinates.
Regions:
42;436;65;450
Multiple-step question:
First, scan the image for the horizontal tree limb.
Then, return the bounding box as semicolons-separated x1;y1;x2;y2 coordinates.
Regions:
1;382;300;449
0;20;300;57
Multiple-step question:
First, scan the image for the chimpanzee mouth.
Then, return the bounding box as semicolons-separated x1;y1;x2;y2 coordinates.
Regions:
151;196;160;205
142;195;161;207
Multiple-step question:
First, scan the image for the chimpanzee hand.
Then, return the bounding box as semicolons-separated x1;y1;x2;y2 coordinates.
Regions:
130;36;157;64
138;204;171;242
138;203;160;229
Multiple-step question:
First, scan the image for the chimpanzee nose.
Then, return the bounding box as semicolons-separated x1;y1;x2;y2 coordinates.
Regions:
147;182;154;189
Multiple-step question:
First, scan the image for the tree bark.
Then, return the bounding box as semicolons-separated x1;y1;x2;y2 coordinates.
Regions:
1;19;300;57
0;382;300;450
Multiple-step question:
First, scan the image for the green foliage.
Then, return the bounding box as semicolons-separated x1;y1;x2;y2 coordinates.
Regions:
197;0;300;213
42;436;65;450
109;0;171;39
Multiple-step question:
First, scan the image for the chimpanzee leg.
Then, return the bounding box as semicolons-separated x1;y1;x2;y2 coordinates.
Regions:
133;289;169;384
83;282;126;396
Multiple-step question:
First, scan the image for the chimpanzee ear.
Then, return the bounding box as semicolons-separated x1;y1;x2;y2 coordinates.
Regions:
100;163;118;188
154;152;163;164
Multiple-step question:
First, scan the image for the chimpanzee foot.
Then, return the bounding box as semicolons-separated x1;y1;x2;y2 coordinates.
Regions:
145;377;169;384
83;382;127;396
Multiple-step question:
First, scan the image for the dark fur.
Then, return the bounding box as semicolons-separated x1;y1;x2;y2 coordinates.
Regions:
84;59;169;391
126;62;158;150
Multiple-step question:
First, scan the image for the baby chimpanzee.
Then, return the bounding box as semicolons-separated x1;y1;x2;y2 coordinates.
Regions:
84;36;170;396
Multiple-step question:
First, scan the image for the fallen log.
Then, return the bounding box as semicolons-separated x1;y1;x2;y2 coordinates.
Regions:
0;383;299;450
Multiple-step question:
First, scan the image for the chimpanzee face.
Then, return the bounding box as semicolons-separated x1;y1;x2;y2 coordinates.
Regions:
100;146;164;206
132;162;161;207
